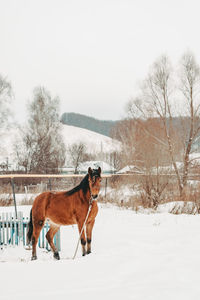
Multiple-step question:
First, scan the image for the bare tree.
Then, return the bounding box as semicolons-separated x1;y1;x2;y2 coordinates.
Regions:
67;142;89;174
0;74;12;132
109;151;121;172
179;52;200;190
14;127;34;173
112;113;170;171
127;52;200;199
140;173;168;209
111;118;137;167
15;86;66;173
0;75;13;170
140;56;183;193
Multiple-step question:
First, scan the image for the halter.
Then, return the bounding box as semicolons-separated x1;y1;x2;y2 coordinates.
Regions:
89;188;99;206
73;177;98;259
88;173;101;203
88;178;96;202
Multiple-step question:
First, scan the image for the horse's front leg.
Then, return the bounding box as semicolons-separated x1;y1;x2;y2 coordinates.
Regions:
77;222;87;256
86;220;95;255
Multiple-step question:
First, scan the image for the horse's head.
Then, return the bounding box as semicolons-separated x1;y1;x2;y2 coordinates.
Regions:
88;167;102;199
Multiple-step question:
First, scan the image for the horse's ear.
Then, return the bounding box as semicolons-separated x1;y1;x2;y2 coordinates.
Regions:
98;167;101;174
88;167;92;175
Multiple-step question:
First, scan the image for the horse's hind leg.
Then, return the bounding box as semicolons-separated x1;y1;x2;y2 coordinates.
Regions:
32;220;44;260
46;224;60;260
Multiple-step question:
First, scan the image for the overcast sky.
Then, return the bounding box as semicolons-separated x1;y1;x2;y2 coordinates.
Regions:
1;0;200;122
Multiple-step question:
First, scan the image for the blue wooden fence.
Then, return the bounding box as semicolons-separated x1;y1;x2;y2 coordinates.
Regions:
0;212;61;251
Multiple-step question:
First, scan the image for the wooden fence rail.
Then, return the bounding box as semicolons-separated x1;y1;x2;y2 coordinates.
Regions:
0;172;200;219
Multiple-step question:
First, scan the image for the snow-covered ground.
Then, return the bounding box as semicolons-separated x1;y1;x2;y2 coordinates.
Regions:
1;203;200;300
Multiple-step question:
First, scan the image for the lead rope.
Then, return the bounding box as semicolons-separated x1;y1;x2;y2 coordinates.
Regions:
73;198;93;260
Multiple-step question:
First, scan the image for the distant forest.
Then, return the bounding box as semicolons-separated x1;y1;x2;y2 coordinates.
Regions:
60;112;118;137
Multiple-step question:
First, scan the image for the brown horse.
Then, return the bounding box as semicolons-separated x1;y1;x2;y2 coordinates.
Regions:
27;167;102;260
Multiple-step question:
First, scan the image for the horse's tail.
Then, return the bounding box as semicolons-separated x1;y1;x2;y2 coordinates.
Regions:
27;208;33;244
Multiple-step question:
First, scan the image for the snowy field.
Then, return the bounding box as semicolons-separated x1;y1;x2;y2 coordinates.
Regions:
1;204;200;300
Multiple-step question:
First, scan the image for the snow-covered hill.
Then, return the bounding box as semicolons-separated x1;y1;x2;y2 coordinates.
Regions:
0;124;121;167
61;124;121;154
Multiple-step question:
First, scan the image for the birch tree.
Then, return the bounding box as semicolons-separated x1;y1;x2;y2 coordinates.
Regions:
0;74;12;131
0;75;13;163
15;86;66;173
179;53;200;190
127;52;200;199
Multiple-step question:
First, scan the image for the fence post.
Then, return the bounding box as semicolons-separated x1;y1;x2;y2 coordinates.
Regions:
105;178;108;198
2;213;5;244
11;178;17;219
24;186;28;202
0;216;1;247
48;178;52;191
18;212;23;245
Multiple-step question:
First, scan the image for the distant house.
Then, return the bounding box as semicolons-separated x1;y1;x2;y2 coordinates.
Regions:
59;166;75;174
117;165;143;174
78;161;115;174
60;161;115;175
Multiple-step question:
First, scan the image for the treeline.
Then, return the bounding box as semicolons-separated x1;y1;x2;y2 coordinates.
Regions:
110;51;200;203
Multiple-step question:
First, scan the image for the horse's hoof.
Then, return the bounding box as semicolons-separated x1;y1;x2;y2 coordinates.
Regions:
82;252;86;256
31;255;37;261
54;251;60;260
87;250;91;255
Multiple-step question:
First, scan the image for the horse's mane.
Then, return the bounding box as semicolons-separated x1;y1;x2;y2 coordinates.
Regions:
65;174;89;196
